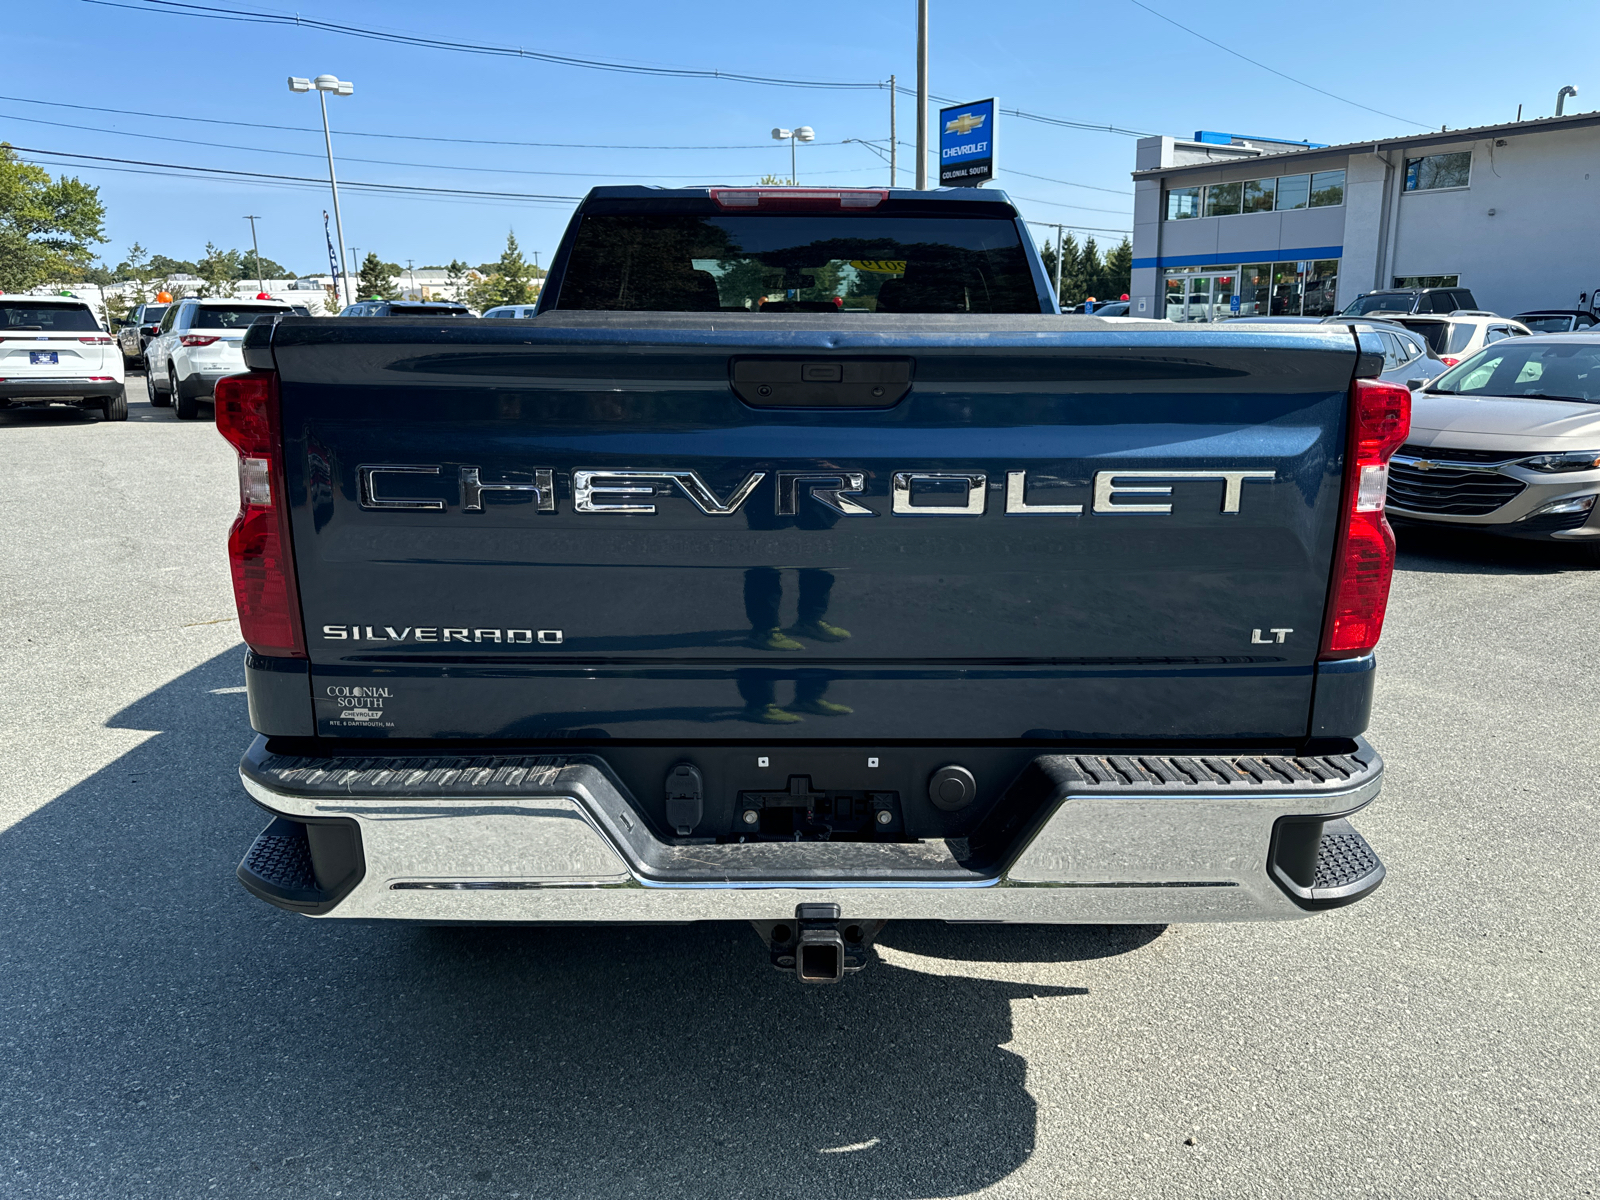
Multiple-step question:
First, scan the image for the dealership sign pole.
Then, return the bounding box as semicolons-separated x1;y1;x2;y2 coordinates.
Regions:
939;98;996;187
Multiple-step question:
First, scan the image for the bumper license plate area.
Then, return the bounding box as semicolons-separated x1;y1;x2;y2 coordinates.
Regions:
729;774;901;841
29;351;59;365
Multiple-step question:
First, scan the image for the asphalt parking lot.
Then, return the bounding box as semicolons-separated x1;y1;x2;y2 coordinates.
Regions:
1;380;1595;1200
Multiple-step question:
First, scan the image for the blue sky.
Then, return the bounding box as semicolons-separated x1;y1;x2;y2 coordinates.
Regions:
9;0;1597;275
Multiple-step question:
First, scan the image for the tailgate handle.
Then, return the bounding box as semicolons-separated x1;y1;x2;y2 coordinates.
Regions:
730;357;912;408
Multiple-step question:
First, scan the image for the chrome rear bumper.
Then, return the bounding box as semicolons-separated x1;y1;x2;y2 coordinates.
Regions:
237;738;1384;924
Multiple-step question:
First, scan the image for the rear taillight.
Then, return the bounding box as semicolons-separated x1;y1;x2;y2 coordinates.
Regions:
1320;378;1411;660
181;334;221;347
710;188;887;211
1438;356;1459;367
78;336;112;344
215;371;305;658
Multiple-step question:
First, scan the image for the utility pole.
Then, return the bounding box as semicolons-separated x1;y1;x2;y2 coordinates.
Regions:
349;247;360;296
243;215;264;294
889;74;897;187
915;0;929;189
407;258;416;298
289;75;356;307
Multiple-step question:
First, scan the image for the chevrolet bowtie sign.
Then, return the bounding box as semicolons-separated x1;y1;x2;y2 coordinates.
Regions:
939;97;996;187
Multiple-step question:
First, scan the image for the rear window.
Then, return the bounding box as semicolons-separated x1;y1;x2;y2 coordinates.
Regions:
1342;293;1416;316
140;306;168;324
0;303;100;332
191;304;284;329
1519;315;1573;334
1398;320;1476;355
384;305;469;316
1431;340;1600;403
554;213;1043;313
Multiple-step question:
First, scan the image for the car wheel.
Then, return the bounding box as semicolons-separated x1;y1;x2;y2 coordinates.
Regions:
101;386;128;422
172;369;199;419
147;363;170;407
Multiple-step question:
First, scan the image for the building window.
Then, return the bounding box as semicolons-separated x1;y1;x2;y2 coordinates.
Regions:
1165;187;1201;219
1242;178;1276;213
1405;152;1471;192
1275;175;1310;211
1237;264;1272;317
1304;260;1340;317
1393;274;1460;289
1272;262;1305;315
1162;168;1347;219
1310;170;1345;206
1204;181;1242;217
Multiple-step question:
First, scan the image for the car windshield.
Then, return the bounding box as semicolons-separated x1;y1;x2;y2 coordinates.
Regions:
1518;315;1574;334
1341;294;1415;316
190;305;283;329
0;303;100;331
1429;340;1600;402
555;213;1042;313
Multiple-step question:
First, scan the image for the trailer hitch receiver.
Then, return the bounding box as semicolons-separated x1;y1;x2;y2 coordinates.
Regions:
753;904;886;983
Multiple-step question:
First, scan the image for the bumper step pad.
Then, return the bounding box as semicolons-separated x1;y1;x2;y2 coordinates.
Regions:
1271;817;1385;909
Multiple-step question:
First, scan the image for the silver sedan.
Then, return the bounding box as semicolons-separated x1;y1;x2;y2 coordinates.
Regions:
1387;333;1600;557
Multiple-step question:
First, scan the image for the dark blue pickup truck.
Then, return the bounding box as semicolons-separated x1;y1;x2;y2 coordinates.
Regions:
218;186;1408;982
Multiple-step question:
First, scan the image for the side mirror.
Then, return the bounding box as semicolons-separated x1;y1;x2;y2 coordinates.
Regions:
1407;379;1426;390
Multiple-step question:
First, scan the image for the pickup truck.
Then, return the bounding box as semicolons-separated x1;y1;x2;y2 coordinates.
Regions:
219;186;1408;983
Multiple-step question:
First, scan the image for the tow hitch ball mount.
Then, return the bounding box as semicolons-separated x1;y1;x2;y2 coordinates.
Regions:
752;904;887;983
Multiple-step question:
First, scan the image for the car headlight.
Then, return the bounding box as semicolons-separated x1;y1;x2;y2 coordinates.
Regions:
1520;450;1600;472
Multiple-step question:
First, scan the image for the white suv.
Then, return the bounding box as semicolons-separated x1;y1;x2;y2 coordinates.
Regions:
145;296;291;418
1391;313;1532;368
0;294;126;420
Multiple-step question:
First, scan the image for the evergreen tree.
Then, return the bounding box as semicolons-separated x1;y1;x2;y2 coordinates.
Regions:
1102;237;1133;301
445;258;471;301
197;242;243;297
467;232;536;310
357;252;400;300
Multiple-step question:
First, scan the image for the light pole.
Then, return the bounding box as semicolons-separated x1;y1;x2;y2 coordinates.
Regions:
243;214;264;295
770;126;815;184
915;0;929;189
289;74;354;307
889;74;897;187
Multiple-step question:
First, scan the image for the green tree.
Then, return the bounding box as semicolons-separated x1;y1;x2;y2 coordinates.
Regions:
445;258;471;301
357;252;400;300
146;253;199;278
0;143;106;291
197;242;243;297
1102;237;1133;301
467;231;537;310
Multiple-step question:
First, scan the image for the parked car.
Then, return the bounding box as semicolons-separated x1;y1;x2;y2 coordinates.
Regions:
1080;300;1130;317
1387;314;1531;367
0;294;126;420
1389;333;1600;557
1339;286;1479;317
338;300;473;317
144;296;292;419
114;302;169;367
482;304;540;319
1318;317;1449;390
1513;309;1600;334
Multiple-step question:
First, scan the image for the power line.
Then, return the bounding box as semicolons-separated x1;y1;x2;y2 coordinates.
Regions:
0;93;849;152
9;145;584;204
1125;0;1432;129
0;110;884;182
82;0;891;91
75;2;1152;140
1010;202;1131;236
1002;169;1132;197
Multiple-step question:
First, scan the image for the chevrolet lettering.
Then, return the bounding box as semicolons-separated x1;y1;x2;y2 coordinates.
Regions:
357;464;1278;517
223;184;1406;984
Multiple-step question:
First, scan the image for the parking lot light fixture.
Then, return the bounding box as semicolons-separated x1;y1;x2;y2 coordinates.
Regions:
770;125;815;184
291;74;355;307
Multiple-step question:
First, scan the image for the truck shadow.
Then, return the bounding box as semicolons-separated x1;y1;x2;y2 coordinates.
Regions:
1394;522;1597;575
0;649;1154;1199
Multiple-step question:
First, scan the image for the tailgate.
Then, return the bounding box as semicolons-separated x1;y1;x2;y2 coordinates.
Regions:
268;316;1358;741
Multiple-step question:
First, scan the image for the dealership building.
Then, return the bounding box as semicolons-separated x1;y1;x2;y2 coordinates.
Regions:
1128;110;1600;322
